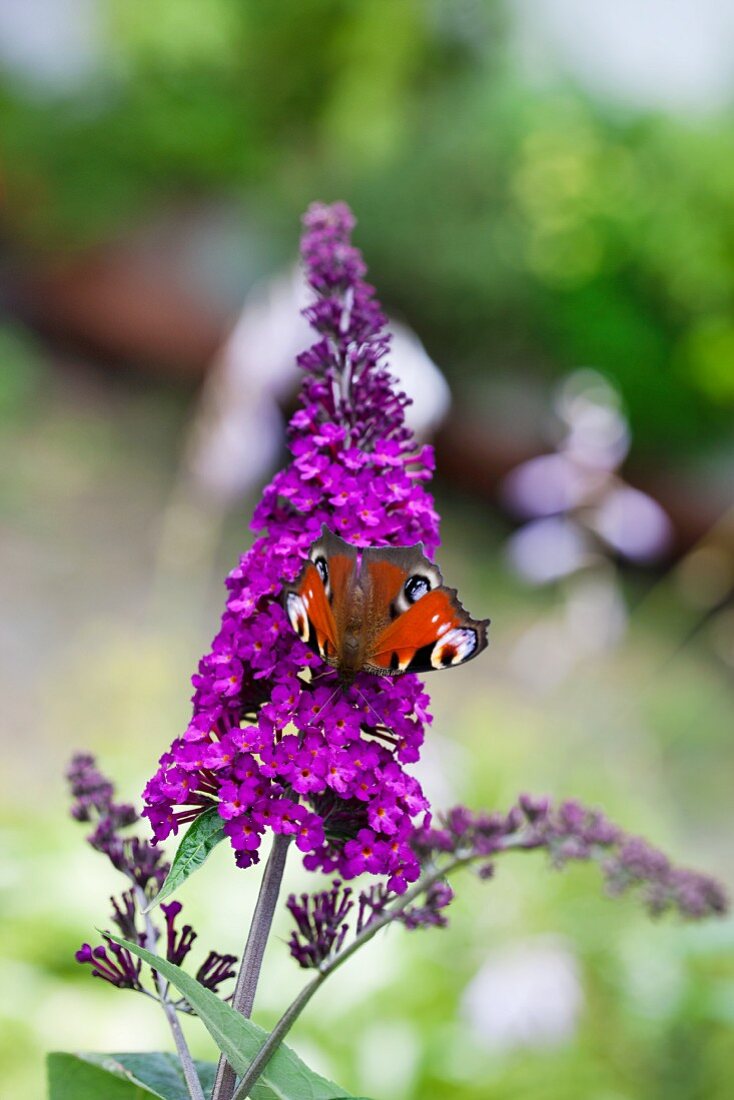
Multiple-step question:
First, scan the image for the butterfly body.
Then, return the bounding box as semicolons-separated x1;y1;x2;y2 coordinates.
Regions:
284;526;489;683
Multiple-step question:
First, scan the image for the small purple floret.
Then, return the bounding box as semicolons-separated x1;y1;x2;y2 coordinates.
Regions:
75;940;143;990
286;881;354;969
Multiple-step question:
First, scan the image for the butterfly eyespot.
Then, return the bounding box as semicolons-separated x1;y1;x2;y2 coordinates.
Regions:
431;627;478;669
314;556;329;585
404;574;430;604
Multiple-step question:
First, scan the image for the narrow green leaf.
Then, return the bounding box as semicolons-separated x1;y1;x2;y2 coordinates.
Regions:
47;1052;217;1100
145;806;225;912
105;933;353;1100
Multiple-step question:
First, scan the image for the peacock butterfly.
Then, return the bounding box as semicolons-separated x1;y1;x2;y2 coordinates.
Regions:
283;525;489;684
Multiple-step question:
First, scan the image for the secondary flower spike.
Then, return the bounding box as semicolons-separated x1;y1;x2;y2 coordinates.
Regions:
143;202;448;892
68;753;237;998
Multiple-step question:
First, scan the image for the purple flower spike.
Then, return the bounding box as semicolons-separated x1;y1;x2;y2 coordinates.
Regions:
67;753;115;820
412;799;728;923
143;203;440;890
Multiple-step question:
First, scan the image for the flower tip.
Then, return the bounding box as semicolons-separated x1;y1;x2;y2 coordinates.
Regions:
303;200;356;235
161;900;183;919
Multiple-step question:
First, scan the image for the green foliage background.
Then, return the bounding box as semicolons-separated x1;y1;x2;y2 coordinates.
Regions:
3;1;734;449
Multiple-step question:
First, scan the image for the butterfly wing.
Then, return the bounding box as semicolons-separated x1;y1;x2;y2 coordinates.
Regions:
283;526;358;666
361;545;489;675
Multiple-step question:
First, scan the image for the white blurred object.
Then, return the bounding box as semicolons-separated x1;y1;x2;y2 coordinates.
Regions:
0;0;102;92
413;727;470;809
507;618;582;692
507;516;594;584
556;369;630;470
462;936;583;1054
508;568;628;691
564;569;628;651
357;1020;420;1098
513;0;734;114
503;369;671;690
592;485;672;562
504;369;673;583
186;267;451;502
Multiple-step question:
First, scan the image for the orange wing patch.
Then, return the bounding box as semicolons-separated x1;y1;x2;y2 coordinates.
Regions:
325;553;357;610
285;562;338;663
366;588;488;675
363;559;410;615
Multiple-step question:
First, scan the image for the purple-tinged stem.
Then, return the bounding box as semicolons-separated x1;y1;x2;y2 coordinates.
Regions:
230;852;475;1100
212;833;292;1100
133;886;205;1100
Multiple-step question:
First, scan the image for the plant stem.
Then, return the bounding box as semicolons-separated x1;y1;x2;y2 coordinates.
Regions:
231;856;470;1100
212;833;292;1100
134;886;205;1100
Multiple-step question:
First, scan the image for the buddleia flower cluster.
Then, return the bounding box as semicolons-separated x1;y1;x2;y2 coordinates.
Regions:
142;202;439;893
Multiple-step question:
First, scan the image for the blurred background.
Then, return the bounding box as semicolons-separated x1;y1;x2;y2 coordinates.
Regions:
1;2;734;1097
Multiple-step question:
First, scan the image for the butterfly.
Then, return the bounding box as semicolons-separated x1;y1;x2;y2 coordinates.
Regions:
283;525;489;684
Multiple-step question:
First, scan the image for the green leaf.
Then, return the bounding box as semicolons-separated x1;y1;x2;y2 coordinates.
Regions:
105;932;353;1099
113;1053;217;1100
47;1052;216;1100
145;806;225;912
47;1052;163;1099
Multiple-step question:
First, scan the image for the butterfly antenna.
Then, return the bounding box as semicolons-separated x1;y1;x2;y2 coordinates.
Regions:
309;683;343;723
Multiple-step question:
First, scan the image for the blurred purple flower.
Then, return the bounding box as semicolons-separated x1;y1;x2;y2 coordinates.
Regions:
143;202;440;893
285;794;726;972
411;796;727;920
68;753;237;1000
67;752;167;895
592;485;673;563
506;516;592;584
